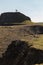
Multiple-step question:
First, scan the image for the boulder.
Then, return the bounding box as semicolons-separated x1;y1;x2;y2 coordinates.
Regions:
1;40;43;65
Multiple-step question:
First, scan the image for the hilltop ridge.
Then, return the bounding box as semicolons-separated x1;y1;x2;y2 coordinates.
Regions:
0;12;31;25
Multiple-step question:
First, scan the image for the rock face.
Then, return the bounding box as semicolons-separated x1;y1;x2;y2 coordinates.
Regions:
0;12;31;25
20;25;43;35
28;25;43;34
0;40;43;65
30;25;43;34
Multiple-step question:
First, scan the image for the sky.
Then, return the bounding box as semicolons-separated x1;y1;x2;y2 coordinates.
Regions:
0;0;43;22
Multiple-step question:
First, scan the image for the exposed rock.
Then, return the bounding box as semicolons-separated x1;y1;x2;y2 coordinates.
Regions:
0;40;43;65
19;25;43;35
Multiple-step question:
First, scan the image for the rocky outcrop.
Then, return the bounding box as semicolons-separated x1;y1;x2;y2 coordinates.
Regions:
28;25;43;34
0;40;43;65
19;25;43;35
0;12;31;25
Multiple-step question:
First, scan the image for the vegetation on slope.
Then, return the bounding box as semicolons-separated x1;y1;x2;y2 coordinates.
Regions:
0;12;43;65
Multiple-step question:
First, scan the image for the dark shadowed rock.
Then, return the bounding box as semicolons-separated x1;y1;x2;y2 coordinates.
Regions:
0;12;31;25
0;40;43;65
20;25;43;35
29;25;43;34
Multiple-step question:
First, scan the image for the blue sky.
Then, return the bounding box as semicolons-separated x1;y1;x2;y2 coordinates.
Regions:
0;0;43;22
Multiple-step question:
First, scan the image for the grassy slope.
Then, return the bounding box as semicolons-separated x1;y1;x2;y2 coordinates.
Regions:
21;20;43;25
0;23;43;65
0;25;43;51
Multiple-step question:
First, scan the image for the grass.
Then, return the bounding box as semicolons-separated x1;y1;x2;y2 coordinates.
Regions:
0;25;43;65
22;20;34;25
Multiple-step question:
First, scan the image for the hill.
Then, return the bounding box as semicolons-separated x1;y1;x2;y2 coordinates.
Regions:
0;12;31;25
0;12;43;65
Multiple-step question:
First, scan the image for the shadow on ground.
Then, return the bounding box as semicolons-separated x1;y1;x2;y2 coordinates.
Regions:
0;40;43;65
